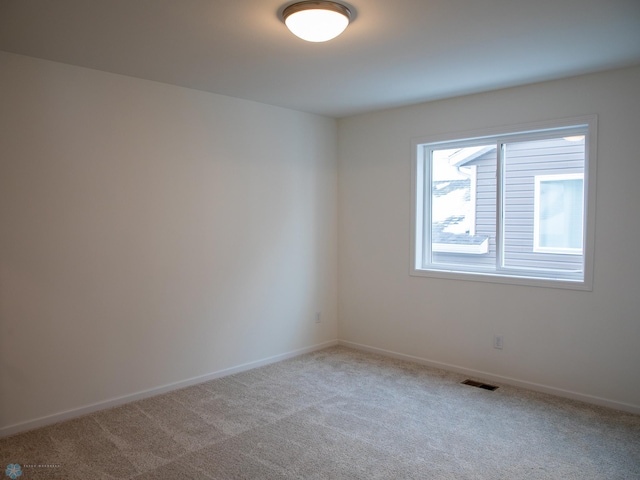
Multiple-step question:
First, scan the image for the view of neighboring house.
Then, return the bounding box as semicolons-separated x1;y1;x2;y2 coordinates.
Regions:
431;136;585;277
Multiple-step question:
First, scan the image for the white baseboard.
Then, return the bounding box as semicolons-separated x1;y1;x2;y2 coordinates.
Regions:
338;340;640;415
0;340;339;438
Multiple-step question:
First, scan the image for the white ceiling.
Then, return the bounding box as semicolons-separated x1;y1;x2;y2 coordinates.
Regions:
1;0;639;118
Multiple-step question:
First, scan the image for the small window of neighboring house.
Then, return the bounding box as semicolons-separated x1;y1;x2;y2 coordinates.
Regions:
534;173;584;255
411;116;596;290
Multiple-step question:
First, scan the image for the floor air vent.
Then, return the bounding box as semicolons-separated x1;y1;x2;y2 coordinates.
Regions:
461;379;498;391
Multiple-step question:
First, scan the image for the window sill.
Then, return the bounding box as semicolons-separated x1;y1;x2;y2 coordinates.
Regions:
410;266;592;291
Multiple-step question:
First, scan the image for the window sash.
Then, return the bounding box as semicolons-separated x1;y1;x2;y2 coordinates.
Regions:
412;118;594;289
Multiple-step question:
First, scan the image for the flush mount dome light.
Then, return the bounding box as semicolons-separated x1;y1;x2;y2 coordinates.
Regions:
283;1;352;42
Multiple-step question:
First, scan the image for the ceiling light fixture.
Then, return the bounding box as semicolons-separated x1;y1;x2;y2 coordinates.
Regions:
283;1;352;43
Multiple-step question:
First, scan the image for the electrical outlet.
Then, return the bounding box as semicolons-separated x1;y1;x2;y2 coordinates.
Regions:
494;335;503;350
315;312;321;324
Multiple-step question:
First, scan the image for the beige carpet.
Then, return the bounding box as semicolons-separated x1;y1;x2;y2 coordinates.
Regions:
2;346;639;479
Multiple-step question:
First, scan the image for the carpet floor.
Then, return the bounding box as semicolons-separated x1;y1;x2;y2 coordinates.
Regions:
1;346;639;479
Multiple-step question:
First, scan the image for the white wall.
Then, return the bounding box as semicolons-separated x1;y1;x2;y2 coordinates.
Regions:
338;66;640;411
0;52;338;433
1;51;638;435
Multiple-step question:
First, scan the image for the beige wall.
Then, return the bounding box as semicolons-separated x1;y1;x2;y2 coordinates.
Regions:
0;52;338;433
338;66;640;412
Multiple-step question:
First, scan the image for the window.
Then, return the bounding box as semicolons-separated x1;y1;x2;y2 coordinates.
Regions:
411;116;596;290
534;173;584;254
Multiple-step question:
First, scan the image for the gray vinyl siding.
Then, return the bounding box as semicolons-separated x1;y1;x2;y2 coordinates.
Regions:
502;138;584;273
432;138;584;274
473;160;497;266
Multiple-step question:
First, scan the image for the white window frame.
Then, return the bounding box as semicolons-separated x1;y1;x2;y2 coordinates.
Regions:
410;115;597;291
533;173;584;255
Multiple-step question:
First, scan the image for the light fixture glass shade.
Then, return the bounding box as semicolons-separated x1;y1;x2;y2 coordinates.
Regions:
283;1;351;42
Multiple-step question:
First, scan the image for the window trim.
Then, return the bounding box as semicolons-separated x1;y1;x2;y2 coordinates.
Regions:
533;173;584;255
410;115;597;291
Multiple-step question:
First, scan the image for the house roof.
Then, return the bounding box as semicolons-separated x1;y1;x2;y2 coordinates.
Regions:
433;232;489;246
449;146;496;167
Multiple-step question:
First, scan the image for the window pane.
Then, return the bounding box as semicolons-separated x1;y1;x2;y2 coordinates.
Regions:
538;178;584;250
430;145;496;268
503;136;585;272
